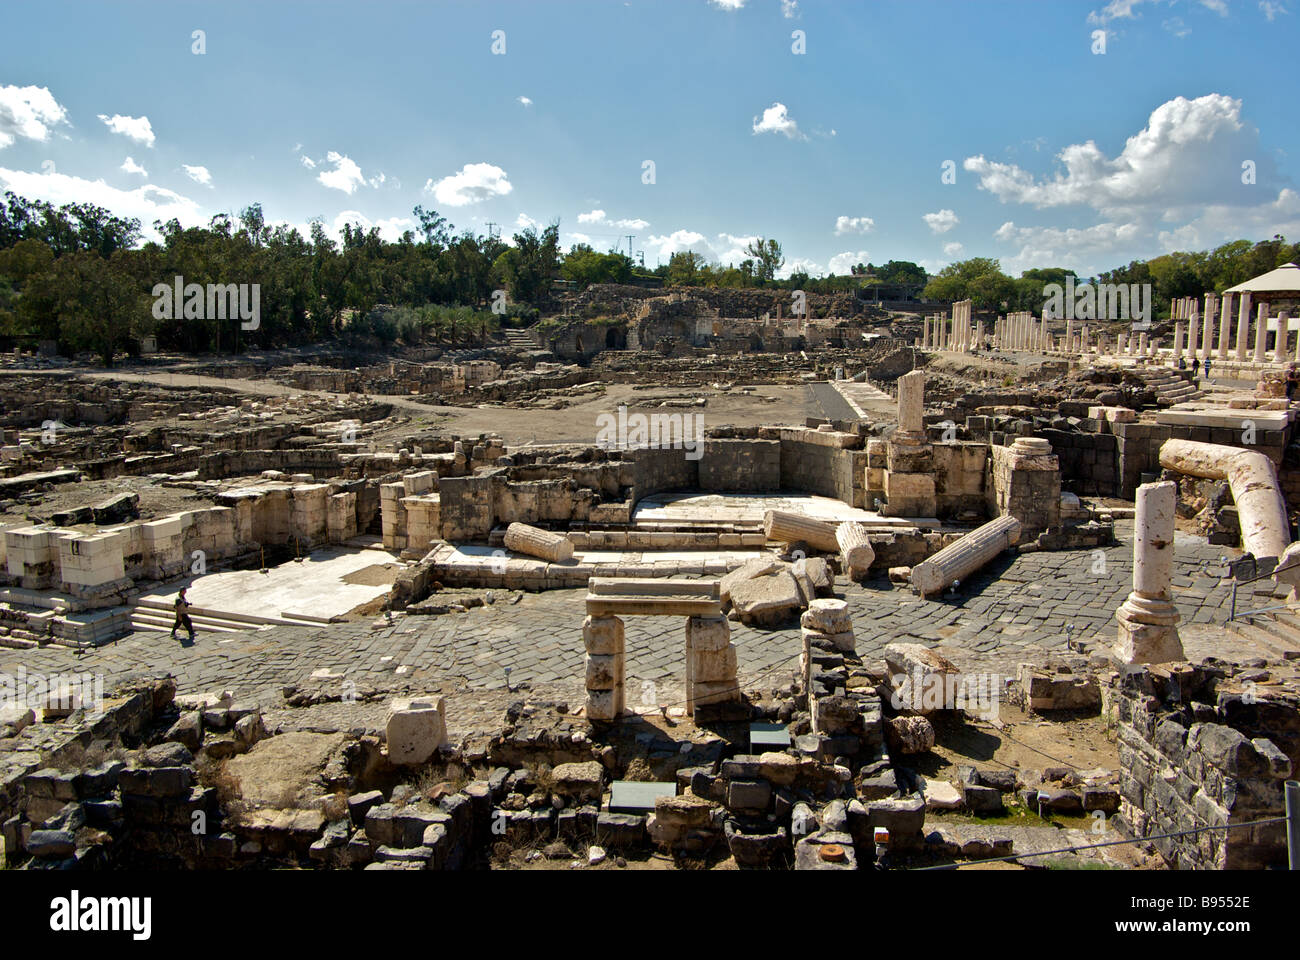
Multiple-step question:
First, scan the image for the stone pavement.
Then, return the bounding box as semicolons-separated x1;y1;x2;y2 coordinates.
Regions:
0;523;1260;715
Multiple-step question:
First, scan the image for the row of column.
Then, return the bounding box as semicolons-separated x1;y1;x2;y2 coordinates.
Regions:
994;311;1048;352
1170;292;1294;365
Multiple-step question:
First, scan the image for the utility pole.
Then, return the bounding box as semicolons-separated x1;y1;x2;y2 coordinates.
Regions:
485;221;499;238
626;235;635;259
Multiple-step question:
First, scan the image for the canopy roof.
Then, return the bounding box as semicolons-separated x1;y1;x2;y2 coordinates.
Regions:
1224;262;1300;295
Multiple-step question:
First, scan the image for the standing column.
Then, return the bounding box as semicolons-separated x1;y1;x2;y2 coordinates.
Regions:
1115;481;1184;664
1173;322;1184;366
1219;292;1233;360
1187;304;1200;358
1254;302;1268;362
1205;293;1221;360
1275;307;1289;363
975;320;984;350
897;369;925;435
1201;304;1213;361
1065;319;1074;355
1234;293;1249;362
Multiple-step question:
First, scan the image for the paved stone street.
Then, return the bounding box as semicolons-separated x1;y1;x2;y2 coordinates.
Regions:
0;522;1263;717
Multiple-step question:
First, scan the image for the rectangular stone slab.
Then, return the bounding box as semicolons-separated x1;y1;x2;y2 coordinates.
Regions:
608;780;676;813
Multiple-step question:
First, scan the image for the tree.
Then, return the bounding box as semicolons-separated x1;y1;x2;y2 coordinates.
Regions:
922;257;1014;309
744;238;784;285
496;224;560;303
666;251;706;286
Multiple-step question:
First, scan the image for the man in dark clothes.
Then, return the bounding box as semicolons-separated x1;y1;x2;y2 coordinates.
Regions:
171;587;195;643
1287;364;1299;401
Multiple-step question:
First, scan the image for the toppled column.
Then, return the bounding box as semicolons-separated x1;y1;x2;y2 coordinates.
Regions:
504;521;574;562
911;514;1022;597
1114;481;1184;664
1158;438;1290;563
584;615;625;721
763;509;840;553
685;614;739;716
836;521;876;581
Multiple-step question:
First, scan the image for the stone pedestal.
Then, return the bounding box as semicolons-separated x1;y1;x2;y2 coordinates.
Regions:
1114;481;1183;664
685;614;739;716
584;615;625;721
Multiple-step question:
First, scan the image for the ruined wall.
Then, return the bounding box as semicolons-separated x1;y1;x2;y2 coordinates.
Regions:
778;428;866;508
932;442;989;517
699;439;780;491
1115;664;1297;870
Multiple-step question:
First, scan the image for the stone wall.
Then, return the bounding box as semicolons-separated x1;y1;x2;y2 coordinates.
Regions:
1114;663;1297;870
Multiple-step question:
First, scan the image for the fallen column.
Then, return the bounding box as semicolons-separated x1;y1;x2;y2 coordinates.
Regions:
1158;438;1290;563
504;521;574;562
911;514;1022;597
763;509;840;553
1114;480;1183;664
836;521;876;580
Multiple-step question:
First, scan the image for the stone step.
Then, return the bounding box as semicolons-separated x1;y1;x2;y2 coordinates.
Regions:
1226;619;1295;660
128;611;247;635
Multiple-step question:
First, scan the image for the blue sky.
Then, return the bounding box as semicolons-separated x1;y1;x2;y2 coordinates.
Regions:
1;0;1296;279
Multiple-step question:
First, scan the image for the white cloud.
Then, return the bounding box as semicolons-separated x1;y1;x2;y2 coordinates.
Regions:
182;164;212;187
0;85;68;149
578;208;650;230
424;162;513;206
332;209;414;242
1163;16;1191;36
368;171;386;189
834;216;874;236
782;257;825;278
1260;1;1288;19
516;213;542;231
923;209;960;234
97;113;155;147
782;0;800;17
517;96;533;107
943;242;964;257
1089;0;1228;26
300;155;316;169
752;102;805;140
709;0;747;8
828;250;870;274
565;231;595;249
993;220;1144;275
963;95;1264;218
317;151;366;194
0;166;204;239
121;156;147;176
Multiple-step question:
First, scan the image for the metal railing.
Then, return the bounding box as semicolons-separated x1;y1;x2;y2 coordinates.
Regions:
1227;555;1300;622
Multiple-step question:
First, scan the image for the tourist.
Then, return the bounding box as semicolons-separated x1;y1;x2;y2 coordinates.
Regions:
1191;357;1200;380
1287;364;1299;400
1203;358;1212;381
171;587;196;643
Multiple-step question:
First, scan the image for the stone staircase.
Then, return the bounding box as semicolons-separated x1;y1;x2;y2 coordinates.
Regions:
1137;368;1204;406
503;328;535;349
1226;600;1300;660
127;599;308;636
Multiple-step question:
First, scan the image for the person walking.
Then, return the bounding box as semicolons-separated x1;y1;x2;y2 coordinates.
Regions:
1191;357;1200;381
1203;357;1212;382
171;587;196;643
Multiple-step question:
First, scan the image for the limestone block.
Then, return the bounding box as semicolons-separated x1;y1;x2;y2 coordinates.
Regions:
729;571;803;626
585;654;624;691
385;696;447;765
582;615;625;655
586;687;623;722
690;644;738;683
685;613;731;652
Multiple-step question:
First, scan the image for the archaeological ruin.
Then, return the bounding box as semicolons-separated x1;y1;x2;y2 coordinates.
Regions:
1;276;1299;878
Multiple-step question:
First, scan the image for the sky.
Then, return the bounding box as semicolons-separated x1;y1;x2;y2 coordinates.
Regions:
1;0;1296;280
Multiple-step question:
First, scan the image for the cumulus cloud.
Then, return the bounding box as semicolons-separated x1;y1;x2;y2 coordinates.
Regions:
331;209;414;242
0;85;68;149
993;220;1145;275
834;216;874;236
121;156;147;176
752;102;805;140
943;242;964;257
0;165;204;238
182;164;212;186
923;209;960;234
963;94;1264;218
317;151;366;194
424;162;513;206
97;113;155;147
577;208;649;230
516;213;542;231
828;251;869;274
782;0;800;17
1260;1;1288;20
709;0;747;8
517;96;533;107
300;155;316;169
